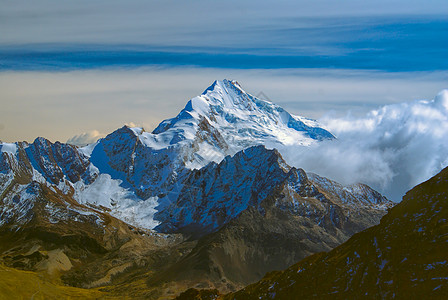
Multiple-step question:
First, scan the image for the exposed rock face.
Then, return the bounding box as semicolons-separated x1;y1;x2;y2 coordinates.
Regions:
155;146;291;235
226;166;448;299
0;138;93;189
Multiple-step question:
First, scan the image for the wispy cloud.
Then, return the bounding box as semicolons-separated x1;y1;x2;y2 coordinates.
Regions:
2;16;447;72
1;0;447;73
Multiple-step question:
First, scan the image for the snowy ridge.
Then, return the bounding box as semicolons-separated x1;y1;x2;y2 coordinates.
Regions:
0;143;17;155
95;80;334;172
0;183;37;227
308;173;391;209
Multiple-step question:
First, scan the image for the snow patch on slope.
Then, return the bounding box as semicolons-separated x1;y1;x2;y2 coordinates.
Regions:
73;173;160;229
0;183;38;227
0;143;17;155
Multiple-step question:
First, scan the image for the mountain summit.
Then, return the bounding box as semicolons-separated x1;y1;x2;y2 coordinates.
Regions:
111;79;334;171
152;79;334;168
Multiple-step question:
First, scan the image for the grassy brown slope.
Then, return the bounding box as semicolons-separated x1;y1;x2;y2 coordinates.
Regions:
0;264;112;299
227;166;448;299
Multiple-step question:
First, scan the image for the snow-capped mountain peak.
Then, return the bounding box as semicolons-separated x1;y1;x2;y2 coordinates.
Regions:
151;79;334;166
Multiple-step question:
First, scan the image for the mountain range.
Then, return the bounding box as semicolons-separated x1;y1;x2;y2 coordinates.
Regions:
0;80;396;298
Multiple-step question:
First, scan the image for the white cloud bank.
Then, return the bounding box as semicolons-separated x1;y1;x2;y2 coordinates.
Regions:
282;90;448;201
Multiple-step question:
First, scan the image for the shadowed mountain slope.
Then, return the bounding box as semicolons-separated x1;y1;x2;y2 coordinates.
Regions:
221;165;448;299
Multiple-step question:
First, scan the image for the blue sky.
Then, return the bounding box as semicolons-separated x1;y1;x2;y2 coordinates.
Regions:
1;1;448;72
2;16;448;72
